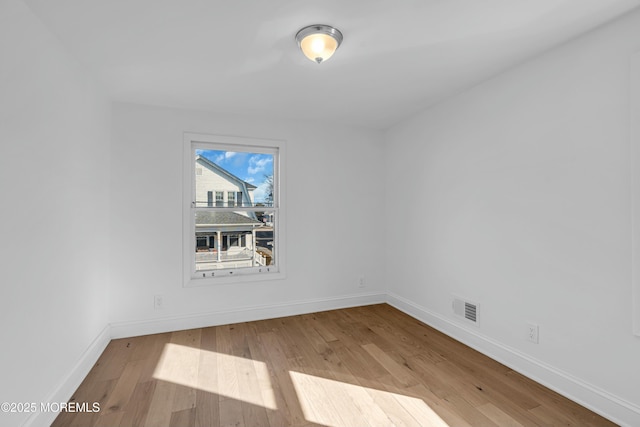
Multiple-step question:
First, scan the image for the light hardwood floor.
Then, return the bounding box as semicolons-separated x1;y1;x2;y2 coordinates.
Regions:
53;304;616;426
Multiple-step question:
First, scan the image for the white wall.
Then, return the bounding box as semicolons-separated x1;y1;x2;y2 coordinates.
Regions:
631;50;640;337
109;103;384;329
385;7;640;425
0;1;110;426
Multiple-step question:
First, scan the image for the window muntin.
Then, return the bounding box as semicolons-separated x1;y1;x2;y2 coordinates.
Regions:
184;133;284;285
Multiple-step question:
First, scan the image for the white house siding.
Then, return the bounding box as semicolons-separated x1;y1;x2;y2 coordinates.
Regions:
195;158;255;208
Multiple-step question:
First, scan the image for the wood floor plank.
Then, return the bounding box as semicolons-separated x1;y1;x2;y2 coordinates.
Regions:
422;359;490;407
327;340;429;427
53;304;617;427
477;402;525;427
52;379;117;427
215;325;243;427
387;380;475;427
362;343;420;389
286;367;347;427
242;324;288;427
169;407;196;427
229;323;271;427
93;409;125;427
316;312;391;380
118;380;156;427
505;369;617;427
136;333;172;384
391;386;451;427
218;398;245;427
195;327;220;427
94;338;135;381
316;336;408;427
300;312;338;342
255;331;309;426
195;390;219;427
143;380;175;427
441;394;501;427
102;359;144;414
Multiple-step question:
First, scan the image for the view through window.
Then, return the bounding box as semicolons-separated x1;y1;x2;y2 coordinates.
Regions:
184;134;283;285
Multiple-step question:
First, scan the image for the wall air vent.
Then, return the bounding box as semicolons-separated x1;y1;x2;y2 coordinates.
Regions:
464;302;477;323
453;297;480;326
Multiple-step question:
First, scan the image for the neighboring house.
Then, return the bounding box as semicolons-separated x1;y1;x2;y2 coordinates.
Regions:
195;156;269;269
195;155;257;210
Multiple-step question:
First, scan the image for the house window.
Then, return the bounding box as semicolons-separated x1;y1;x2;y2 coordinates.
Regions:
196;236;207;250
183;132;285;285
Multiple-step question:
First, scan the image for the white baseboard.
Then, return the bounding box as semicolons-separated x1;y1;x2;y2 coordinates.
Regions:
386;292;640;427
110;291;387;339
22;325;111;427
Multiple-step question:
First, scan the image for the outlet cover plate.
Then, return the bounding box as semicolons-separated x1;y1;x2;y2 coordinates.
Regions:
527;322;539;343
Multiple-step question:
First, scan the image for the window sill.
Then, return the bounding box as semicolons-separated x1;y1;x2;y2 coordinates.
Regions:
184;270;285;287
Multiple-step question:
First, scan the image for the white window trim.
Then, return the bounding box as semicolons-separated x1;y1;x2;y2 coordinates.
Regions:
183;132;286;287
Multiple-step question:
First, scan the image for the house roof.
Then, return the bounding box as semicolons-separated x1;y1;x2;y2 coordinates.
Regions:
196;211;262;227
196;156;257;190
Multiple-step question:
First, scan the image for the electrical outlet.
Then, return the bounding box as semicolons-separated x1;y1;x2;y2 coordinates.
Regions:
358;276;366;288
526;323;539;344
154;295;164;309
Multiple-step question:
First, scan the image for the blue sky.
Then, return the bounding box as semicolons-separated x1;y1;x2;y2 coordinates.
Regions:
196;149;273;202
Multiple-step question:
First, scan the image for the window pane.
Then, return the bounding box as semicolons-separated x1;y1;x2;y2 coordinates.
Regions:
255;215;275;267
194;211;275;271
194;149;274;208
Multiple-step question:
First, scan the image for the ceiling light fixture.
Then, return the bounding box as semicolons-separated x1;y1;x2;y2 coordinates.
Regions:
295;24;343;64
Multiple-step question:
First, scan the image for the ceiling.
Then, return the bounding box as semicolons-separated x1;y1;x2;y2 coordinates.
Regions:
25;0;640;130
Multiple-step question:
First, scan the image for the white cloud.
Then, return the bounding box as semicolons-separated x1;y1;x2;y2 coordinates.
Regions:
248;155;273;175
252;180;271;203
214;151;237;163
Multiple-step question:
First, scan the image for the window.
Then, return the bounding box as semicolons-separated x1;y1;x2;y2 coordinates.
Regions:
183;133;285;286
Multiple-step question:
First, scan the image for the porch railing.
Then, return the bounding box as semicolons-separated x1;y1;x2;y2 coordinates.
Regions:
196;248;267;266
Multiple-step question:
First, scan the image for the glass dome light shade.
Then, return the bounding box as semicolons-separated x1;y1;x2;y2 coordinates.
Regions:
295;25;343;64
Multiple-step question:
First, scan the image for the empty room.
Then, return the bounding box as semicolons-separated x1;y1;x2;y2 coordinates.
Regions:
2;0;640;426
